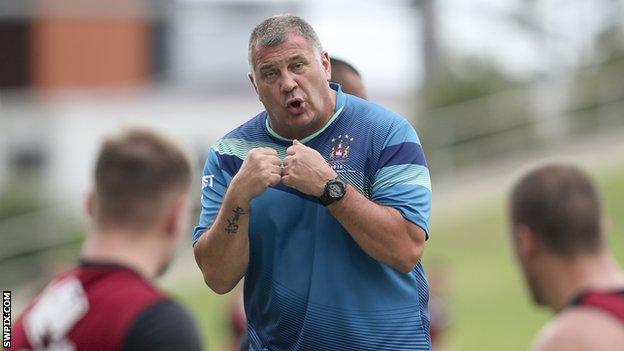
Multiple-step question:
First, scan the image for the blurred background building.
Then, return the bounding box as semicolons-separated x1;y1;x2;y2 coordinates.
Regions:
1;0;623;350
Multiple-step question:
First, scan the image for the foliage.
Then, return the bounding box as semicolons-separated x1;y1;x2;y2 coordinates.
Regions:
421;58;522;110
0;178;44;220
567;27;624;135
416;57;538;172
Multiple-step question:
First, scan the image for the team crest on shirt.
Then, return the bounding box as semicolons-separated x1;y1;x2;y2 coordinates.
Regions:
328;134;356;173
329;134;353;161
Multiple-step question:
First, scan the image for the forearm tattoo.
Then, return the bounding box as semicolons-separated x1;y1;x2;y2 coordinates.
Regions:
225;206;246;234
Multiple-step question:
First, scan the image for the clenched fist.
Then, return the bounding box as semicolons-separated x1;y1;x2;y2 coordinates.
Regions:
231;147;282;202
281;140;337;197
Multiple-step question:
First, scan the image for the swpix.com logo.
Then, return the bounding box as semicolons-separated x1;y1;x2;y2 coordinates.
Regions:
3;290;10;348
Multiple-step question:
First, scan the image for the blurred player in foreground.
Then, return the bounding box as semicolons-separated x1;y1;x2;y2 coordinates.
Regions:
509;163;624;351
11;129;202;351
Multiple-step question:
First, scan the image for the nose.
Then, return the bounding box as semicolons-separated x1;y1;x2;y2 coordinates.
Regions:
280;72;297;93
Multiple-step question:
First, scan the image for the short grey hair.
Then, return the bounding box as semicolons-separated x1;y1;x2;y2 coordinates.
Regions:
248;14;323;67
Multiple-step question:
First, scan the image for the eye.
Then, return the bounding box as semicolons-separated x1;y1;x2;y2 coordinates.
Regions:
292;62;305;71
262;70;277;81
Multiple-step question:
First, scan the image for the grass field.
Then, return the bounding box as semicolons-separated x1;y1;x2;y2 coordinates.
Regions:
168;165;624;351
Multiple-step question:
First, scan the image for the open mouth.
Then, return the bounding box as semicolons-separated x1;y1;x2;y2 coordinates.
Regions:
288;99;303;108
286;98;305;114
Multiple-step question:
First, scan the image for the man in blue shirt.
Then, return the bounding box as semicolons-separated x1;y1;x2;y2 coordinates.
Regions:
193;14;432;350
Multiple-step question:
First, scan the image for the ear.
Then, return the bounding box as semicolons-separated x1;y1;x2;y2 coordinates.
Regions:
248;72;259;95
85;191;95;220
164;195;191;239
321;51;331;81
514;224;539;260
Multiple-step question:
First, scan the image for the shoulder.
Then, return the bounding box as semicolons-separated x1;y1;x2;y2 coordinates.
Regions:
344;94;408;127
533;307;624;351
209;111;274;159
97;268;165;302
343;95;419;146
123;298;202;351
221;110;268;141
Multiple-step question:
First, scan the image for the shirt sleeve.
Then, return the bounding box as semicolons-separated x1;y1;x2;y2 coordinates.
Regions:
371;118;432;238
192;147;231;245
123;299;203;351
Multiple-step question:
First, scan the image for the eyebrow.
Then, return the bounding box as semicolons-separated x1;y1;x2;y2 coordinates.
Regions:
288;55;308;63
259;63;276;72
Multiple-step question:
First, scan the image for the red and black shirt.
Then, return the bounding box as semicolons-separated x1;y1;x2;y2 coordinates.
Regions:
11;261;202;351
568;289;624;324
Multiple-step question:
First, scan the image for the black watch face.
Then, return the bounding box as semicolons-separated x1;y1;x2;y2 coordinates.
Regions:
328;182;344;198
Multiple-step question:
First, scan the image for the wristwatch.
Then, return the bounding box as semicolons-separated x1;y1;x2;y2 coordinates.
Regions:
319;177;347;206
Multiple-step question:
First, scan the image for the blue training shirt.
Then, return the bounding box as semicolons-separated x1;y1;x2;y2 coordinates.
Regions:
194;83;433;350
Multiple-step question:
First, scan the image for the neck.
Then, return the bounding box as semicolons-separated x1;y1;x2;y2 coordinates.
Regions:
542;252;624;311
81;227;165;280
324;88;338;123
